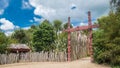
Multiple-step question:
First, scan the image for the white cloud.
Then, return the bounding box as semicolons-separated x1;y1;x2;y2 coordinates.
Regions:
0;18;19;31
71;24;75;27
34;17;44;23
34;5;56;21
0;0;9;15
22;0;32;9
0;18;15;30
5;31;13;36
29;0;110;23
15;26;20;29
80;22;88;26
22;27;30;30
0;18;20;36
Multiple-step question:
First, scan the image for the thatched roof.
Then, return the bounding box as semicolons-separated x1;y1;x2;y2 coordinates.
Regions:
8;44;30;49
8;44;30;52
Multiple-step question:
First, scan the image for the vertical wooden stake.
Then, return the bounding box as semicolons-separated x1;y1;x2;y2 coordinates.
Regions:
67;17;71;61
88;11;93;62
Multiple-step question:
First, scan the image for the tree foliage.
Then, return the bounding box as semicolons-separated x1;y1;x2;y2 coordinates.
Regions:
53;20;62;36
11;29;29;44
93;12;120;66
110;0;120;12
53;32;67;52
24;26;37;51
32;20;56;52
63;23;73;29
0;32;8;54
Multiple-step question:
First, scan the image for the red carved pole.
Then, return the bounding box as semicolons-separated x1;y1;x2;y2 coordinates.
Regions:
67;17;71;61
87;36;90;56
88;11;93;62
63;11;98;61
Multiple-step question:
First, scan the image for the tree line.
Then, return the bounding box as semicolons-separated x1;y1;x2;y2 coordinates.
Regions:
93;0;120;67
0;19;72;53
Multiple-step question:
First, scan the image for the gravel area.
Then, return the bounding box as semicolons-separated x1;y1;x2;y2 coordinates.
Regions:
0;57;110;68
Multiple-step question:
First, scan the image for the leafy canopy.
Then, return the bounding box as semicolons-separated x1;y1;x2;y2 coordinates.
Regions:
93;12;120;66
11;29;29;44
33;20;56;52
0;32;8;53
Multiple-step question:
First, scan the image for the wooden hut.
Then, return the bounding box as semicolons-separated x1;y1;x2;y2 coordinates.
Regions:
7;44;30;53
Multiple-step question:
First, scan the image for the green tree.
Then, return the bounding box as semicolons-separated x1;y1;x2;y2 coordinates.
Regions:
11;29;29;44
52;20;69;52
33;20;56;52
63;23;73;29
110;0;120;11
53;22;73;52
53;32;67;52
0;32;8;54
53;20;62;36
24;25;38;51
93;12;120;66
8;37;18;44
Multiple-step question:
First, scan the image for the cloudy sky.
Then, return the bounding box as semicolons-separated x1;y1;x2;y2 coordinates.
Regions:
0;0;110;36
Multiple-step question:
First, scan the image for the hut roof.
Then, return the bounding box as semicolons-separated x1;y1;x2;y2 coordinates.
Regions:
8;44;30;50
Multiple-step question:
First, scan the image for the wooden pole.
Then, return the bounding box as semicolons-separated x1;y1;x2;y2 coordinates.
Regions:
88;11;93;62
67;17;71;61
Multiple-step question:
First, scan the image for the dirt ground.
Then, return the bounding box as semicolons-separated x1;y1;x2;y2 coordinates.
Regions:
0;57;110;68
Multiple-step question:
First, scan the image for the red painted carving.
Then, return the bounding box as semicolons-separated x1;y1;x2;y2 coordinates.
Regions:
64;11;99;61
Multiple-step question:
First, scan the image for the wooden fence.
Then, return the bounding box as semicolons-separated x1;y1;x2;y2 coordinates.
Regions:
0;32;89;65
71;31;88;60
0;52;67;65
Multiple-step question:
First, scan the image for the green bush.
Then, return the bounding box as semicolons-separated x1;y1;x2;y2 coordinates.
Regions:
93;12;120;66
32;20;56;52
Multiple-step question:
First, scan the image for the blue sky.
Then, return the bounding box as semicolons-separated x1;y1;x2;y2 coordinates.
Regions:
1;0;34;27
0;0;110;36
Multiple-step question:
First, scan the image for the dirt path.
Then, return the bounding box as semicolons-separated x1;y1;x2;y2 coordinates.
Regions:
0;57;110;68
